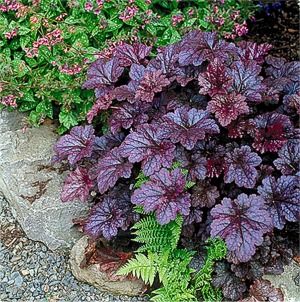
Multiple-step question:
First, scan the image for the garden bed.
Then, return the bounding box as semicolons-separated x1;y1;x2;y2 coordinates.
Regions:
0;1;299;301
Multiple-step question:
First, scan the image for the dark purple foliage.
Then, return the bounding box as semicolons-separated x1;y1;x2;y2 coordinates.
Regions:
258;176;300;230
163;108;219;150
251;113;293;153
119;124;175;176
224;146;262;188
54;32;300;290
211;194;272;263
207;92;249;127
132;168;191;224
61;167;93;202
97;147;133;194
273;140;300;175
84;189;133;240
53;125;95;165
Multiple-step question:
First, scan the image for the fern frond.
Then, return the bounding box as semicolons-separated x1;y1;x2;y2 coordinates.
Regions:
133;214;183;253
117;253;157;286
134;171;149;189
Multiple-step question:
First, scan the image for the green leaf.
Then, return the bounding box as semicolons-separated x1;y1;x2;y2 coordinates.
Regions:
135;0;149;11
18;26;31;36
36;100;53;118
11;59;30;77
20;36;31;49
59;109;78;129
38;45;52;62
106;19;123;32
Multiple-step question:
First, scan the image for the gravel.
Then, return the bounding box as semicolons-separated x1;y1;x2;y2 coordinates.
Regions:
0;196;147;302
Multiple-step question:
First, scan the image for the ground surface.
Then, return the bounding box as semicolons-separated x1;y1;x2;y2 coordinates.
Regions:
246;0;299;60
0;196;147;302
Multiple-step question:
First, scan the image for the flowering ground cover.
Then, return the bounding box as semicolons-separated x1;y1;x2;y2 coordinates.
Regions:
1;0;299;301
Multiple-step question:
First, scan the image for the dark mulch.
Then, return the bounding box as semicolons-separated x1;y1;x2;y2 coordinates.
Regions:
246;0;299;61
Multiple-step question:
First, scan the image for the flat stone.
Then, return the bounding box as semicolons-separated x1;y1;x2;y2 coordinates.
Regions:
263;260;300;302
70;236;146;297
0;111;89;251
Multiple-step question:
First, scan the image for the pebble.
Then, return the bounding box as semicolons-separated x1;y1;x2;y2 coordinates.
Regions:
0;196;148;302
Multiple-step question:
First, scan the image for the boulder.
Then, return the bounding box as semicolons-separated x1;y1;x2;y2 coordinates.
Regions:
70;236;146;296
0;111;88;251
263;261;300;302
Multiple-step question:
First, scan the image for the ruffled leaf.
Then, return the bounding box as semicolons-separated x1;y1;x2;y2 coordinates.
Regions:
163;108;219;150
53;125;95;165
258;175;300;229
132;168;191;225
224;146;262;188
211;193;272;263
61;167;93;202
119;124;175;176
207;92;249;127
97;147;133;194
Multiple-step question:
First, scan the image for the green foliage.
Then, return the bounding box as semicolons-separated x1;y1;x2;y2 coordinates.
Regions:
133;171;150;189
195;238;227;302
0;0;257;131
118;211;227;302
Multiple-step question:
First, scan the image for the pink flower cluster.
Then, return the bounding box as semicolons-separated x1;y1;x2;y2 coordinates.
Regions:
25;29;63;58
58;63;82;75
0;0;20;12
171;14;184;26
84;0;105;14
0;95;17;108
234;21;248;36
119;5;139;21
4;28;18;39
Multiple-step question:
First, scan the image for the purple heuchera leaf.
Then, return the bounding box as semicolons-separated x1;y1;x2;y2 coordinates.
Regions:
229;60;265;102
84;192;132;239
163;108;219;150
211;193;272;263
224;146;262;188
86;95;113;123
119;124;175;176
132;168;191;224
189;153;207;180
179;31;237;66
53;125;95;165
183;206;202;225
97;147;133;194
207;92;249;127
191;180;219;208
198;58;232;96
135;70;171;102
238;41;272;64
273;140;300;175
258;176;300;229
251;113;293;153
83;58;124;89
114;43;152;67
61;167;93;202
109;102;149;134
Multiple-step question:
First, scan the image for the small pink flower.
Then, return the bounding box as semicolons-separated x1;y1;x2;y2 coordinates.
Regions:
84;1;93;11
0;95;17;108
30;16;39;23
4;28;18;39
119;5;139;22
171;14;184;26
234;21;248;37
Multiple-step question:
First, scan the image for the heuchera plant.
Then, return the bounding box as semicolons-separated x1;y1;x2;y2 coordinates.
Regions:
54;30;300;300
0;0;256;132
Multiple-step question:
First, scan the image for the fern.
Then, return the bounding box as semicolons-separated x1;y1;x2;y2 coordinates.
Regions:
195;238;227;302
118;211;227;302
134;171;150;189
117;253;158;286
132;214;183;253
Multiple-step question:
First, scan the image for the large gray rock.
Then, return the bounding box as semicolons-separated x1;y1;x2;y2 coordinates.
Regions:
0;111;88;251
70;236;146;297
264;261;300;302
